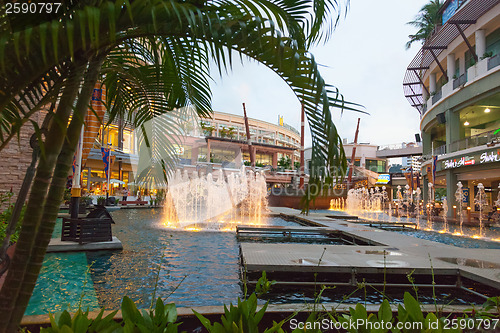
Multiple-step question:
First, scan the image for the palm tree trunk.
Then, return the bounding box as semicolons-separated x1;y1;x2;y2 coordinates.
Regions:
0;61;86;333
6;56;104;331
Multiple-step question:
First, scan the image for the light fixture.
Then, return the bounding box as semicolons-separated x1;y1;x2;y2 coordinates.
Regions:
464;120;470;126
485;108;491;113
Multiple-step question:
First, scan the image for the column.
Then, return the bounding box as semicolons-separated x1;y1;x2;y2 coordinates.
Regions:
191;146;199;165
206;140;211;163
445;170;458;218
459;53;465;75
445;109;460;153
423;176;429;204
429;73;437;94
235;148;242;168
422;130;431;156
272;152;278;169
475;30;486;59
447;53;456;82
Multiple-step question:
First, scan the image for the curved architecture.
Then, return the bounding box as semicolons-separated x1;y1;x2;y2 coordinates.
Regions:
403;0;500;215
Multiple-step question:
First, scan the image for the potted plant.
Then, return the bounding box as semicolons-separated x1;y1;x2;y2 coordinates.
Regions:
481;51;493;60
97;196;106;206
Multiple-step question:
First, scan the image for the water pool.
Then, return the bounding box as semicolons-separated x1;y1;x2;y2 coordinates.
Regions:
26;209;298;315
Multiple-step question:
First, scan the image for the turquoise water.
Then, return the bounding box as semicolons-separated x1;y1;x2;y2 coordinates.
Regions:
25;211;297;315
25;252;100;315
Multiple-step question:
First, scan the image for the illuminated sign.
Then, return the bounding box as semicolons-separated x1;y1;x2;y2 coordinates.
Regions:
376;174;390;184
443;156;475;169
174;146;185;155
442;149;500;169
480;151;500;163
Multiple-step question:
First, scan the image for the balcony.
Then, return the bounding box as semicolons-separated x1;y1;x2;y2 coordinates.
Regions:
433;129;500;156
452;73;467;89
487;54;500;70
431;89;442;104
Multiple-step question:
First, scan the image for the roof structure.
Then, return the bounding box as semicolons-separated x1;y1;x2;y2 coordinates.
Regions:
403;0;500;115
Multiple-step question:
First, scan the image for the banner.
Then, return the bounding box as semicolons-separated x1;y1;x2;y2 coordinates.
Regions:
101;147;110;180
432;155;438;184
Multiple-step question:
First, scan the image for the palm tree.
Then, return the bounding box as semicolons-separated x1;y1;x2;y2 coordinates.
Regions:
405;0;444;50
0;1;359;330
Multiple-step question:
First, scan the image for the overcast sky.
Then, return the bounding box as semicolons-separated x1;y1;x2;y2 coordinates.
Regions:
208;0;429;148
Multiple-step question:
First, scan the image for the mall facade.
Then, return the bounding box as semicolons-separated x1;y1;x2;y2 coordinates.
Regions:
403;0;500;216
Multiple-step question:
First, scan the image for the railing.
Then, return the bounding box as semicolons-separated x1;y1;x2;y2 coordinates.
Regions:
430;129;500;156
452;73;467;90
434;144;447;155
431;89;442;104
487;55;500;71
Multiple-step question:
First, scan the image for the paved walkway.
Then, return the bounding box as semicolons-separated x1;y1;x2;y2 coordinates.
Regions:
244;208;500;290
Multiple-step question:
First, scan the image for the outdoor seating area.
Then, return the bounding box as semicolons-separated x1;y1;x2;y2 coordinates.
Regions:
119;200;148;206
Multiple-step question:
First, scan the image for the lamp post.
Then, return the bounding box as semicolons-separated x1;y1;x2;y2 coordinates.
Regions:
70;127;84;218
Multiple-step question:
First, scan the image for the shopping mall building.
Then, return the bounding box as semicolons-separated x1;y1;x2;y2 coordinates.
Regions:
0;104;301;198
403;0;500;216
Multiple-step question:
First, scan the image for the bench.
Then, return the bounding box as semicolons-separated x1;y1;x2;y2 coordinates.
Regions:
119;200;148;206
61;217;113;244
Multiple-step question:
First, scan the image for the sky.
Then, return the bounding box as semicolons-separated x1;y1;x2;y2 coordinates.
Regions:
208;0;430;148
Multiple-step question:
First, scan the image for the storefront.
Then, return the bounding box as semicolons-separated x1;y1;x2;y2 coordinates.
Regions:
424;147;500;214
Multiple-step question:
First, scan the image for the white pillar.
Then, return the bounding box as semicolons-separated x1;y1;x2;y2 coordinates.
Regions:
447;53;456;81
475;29;486;59
459;54;465;75
429;73;437;93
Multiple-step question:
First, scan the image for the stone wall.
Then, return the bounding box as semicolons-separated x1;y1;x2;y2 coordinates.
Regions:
0;111;46;206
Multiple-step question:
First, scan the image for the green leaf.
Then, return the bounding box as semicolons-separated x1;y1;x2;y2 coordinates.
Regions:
403;292;424;322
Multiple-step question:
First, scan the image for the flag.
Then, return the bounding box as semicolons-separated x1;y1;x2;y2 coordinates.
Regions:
432;155;438;184
101;147;110;180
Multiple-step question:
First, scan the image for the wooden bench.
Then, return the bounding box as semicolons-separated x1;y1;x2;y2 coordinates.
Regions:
61;217;113;245
119;200;148;206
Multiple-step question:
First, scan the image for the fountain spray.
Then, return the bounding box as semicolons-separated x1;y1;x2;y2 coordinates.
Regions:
415;187;421;229
455;181;465;235
474;183;487;237
427;183;434;230
442;197;448;233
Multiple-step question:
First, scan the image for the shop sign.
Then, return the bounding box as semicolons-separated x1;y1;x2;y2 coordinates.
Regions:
375;174;390;184
479;151;500;164
442;155;475;169
442;0;458;24
174;146;185;155
442;148;500;170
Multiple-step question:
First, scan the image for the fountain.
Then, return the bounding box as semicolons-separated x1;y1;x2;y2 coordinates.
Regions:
163;167;268;230
404;184;411;218
415;187;421;229
427;183;434;230
442;198;448;233
474;183;487;237
329;198;345;211
455;181;465;235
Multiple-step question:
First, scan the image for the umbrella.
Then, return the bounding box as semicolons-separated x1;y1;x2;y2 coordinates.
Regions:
109;179;125;184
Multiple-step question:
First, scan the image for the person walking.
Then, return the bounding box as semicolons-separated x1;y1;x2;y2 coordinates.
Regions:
122;187;128;202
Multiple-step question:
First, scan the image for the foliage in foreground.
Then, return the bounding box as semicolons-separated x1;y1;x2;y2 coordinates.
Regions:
0;192;24;245
38;292;500;333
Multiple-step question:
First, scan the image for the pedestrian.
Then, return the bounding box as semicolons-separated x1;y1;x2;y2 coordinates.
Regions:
122;187;128;202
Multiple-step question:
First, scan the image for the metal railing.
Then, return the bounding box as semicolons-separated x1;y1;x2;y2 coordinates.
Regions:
452;73;467;90
431;89;442;104
431;129;500;156
487;55;500;71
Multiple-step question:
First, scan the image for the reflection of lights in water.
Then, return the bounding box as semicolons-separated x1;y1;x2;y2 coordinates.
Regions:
185;227;202;232
472;235;482;239
491;238;500;242
424;228;432;231
438;230;446;234
452;232;463;236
